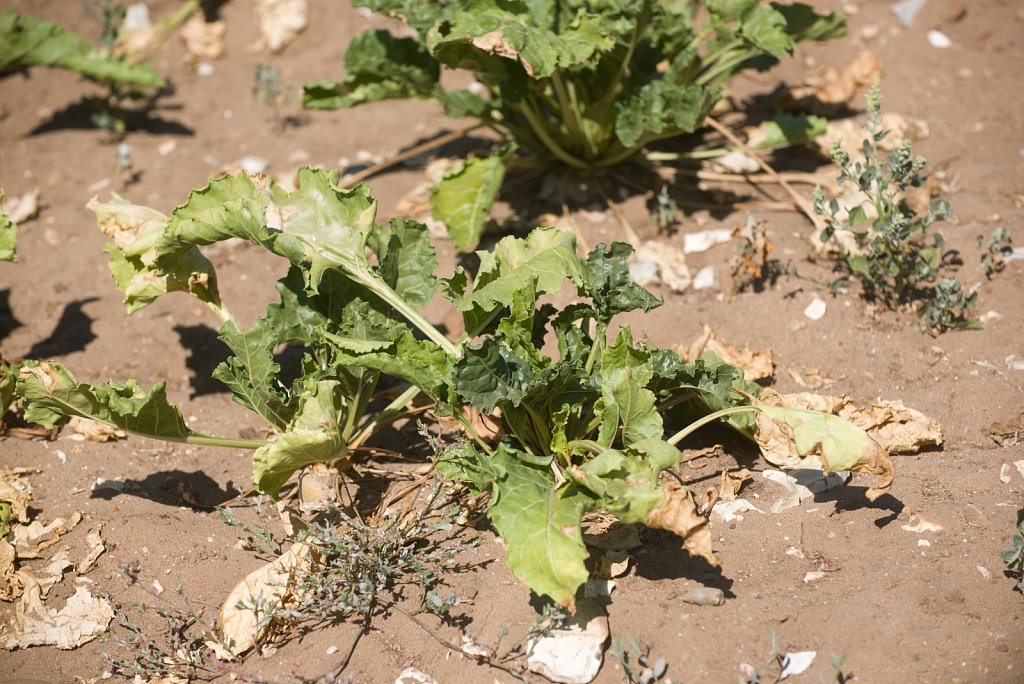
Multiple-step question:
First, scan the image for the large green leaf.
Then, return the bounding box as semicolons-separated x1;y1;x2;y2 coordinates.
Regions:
302;30;440;110
252;381;348;496
351;0;446;35
451;227;583;318
0;189;16;262
89;195;223;316
0;9;165;87
376;218;438;307
579;242;661;322
430;148;511;251
755;404;894;500
597;366;662;448
772;3;847;43
325;331;450;397
615;80;717;148
426;1;614;79
487;445;590;607
213;320;294;431
17;361;194;439
452;338;534;411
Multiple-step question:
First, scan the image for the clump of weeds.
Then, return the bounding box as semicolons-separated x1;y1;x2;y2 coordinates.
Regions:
611;633;676;684
1001;506;1024;591
978;227;1013;280
814;80;974;333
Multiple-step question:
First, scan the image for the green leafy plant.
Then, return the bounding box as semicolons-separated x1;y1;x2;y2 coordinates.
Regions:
253;63;295;129
978;227;1012;280
13;169;894;609
0;8;167;137
304;0;845;249
1001;506;1024;591
0;189;17;262
813;81;975;333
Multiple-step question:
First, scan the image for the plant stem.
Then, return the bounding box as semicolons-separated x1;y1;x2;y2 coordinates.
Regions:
351;270;459;357
350;384;423;448
517;100;593;171
666;406;761;446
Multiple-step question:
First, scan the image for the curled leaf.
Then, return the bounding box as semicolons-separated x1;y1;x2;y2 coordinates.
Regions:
646;480;719;568
755;405;894;501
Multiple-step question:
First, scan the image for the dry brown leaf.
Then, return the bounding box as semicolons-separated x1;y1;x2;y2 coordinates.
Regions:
630;241;691;293
254;0;308;53
718;468;752;502
0;469;34;531
13;511;84;559
76;527;106;575
181;15;226;61
989;413;1023;447
0;540;18;601
214;542;312;659
69;416;126;443
3;575;113;650
1;188;40;224
786;366;835;390
646;481;719;567
581;516;643;552
778;51;882;114
683;325;774;382
817;112;928;159
759;390;942;454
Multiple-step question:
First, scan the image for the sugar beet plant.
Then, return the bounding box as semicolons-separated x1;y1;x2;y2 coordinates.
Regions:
304;0;845;249
14;169;893;607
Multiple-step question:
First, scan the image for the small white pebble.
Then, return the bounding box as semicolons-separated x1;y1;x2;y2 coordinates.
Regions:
326;645;339;655
197;61;215;77
927;30;952;49
918;539;931;547
151;580;164;595
977;565;991;579
804;297;827;321
54;449;67;465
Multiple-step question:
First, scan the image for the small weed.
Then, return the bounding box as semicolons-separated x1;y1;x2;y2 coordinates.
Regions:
1001;506;1024;591
253;64;294;129
651;185;680;232
611;634;675;684
978;227;1013;280
83;0;127;47
217;494;284;561
102;559;222;681
814;80;974;333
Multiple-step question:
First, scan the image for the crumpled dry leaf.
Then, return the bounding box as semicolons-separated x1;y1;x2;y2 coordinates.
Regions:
0;468;35;535
0;541;18;601
3;576;113;650
1;189;41;224
646;481;719;567
759;390;942;453
629;241;691;293
779;51;883;114
253;0;308;53
181;15;226;62
988;413;1022;447
212;542;312;659
35;551;75;597
13;511;84;559
581;515;643;552
753;406;894;501
717;468;751;502
69;416;126;442
76;526;106;575
786;366;836;390
683;325;774;382
816;112;929;158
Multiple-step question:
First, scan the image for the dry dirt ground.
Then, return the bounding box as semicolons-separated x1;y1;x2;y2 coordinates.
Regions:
1;0;1023;682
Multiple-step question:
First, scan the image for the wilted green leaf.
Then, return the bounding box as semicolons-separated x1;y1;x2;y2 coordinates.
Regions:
17;361;194;439
0;9;165;87
0;189;16;262
252;381;347;496
487;445;590;607
213;320;294;431
302;30;440;109
615;80;717;148
430;148;511;251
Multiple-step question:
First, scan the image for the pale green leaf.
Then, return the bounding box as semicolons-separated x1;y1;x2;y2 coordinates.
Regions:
430;150;510;251
0;189;16;262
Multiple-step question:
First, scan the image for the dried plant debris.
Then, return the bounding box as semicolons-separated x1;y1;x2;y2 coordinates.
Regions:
629;241;692;293
69;416;126;442
14;511;84;559
180;15;225;62
3;578;113;650
759;390;942;454
779;51;883;114
729;217;780;293
210;542;312;659
1;188;41;224
646;480;719;568
254;0;308;53
990;414;1024;447
683;325;774;382
76;526;106;574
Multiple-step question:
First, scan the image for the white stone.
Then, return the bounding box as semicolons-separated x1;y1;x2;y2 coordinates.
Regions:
927;30;952;49
780;651;816;679
803;297;827;320
692;266;717;290
123;4;152;31
394;668;438;684
527;599;609;684
683;228;733;254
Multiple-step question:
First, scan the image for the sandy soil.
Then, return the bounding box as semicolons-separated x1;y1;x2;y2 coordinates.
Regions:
1;1;1022;682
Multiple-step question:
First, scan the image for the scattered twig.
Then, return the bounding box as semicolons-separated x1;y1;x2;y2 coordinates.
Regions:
600;188;641;246
703;117;822;231
340;124;484;188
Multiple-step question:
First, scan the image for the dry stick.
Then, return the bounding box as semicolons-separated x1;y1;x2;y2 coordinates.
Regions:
339;124;484;189
676;168;832;187
561;198;589;253
703;117;823;231
600;188;641;247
